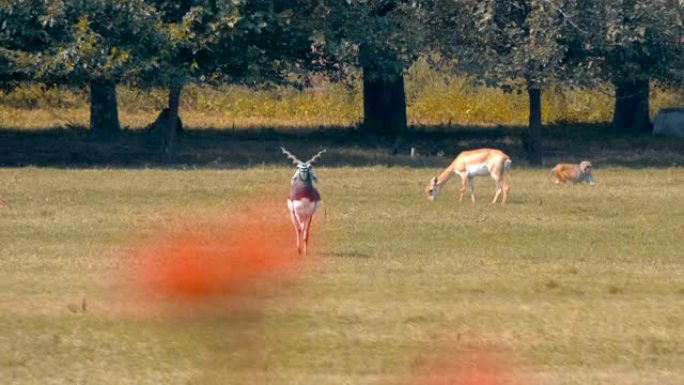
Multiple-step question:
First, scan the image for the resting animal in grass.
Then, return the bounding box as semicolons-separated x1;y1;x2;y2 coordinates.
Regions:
550;161;595;185
425;148;511;204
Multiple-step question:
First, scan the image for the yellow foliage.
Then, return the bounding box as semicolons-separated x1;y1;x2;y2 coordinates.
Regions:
1;68;683;130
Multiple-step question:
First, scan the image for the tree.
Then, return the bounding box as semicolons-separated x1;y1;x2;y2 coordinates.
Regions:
320;0;427;136
427;0;575;166
0;0;53;91
39;0;166;133
571;1;684;133
142;0;320;162
141;0;232;162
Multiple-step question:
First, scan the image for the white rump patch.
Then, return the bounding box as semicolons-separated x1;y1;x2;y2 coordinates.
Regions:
466;163;489;177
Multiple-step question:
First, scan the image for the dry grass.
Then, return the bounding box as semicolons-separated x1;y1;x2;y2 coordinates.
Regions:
1;160;683;385
2;71;683;131
0;82;364;130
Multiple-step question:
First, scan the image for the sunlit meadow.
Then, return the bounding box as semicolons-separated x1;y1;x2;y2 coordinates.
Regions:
1;61;684;385
1;163;683;385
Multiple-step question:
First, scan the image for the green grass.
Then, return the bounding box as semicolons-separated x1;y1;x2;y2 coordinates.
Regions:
1;159;684;385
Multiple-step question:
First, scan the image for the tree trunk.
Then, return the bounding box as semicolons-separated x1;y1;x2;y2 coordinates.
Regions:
361;68;407;135
162;85;182;164
527;84;543;167
89;80;120;133
612;78;650;132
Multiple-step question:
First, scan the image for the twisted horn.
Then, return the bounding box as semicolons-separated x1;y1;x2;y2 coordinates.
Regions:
281;147;303;165
306;149;327;164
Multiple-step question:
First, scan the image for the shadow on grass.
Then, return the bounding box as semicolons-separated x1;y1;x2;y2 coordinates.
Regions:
0;123;682;168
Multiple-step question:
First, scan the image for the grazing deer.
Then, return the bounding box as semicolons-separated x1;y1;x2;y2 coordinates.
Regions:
426;148;512;204
551;161;595;185
281;147;326;255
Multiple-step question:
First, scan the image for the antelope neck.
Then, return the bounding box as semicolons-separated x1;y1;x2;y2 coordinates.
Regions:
289;179;320;202
436;164;456;185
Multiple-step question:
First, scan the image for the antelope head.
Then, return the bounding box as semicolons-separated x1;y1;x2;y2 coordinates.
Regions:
579;160;595;185
425;176;441;201
281;147;326;183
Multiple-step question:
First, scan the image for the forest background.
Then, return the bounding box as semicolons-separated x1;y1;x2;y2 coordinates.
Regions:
1;0;683;166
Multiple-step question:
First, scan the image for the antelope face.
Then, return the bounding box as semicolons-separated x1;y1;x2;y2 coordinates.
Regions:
579;161;595;185
295;163;314;182
426;176;440;201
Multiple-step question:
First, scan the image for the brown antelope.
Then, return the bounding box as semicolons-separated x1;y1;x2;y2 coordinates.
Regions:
281;147;326;255
426;148;512;204
551;161;595;185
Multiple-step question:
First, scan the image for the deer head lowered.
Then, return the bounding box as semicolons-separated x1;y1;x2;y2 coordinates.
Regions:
426;148;512;204
281;147;326;255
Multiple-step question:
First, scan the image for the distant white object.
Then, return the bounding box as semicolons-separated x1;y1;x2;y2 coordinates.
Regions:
653;108;684;138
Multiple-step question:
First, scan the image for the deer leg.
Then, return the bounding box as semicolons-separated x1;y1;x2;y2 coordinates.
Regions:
468;176;475;203
303;215;314;256
296;224;303;255
290;207;302;254
492;185;502;203
502;180;510;204
491;175;503;204
459;176;467;203
303;202;319;256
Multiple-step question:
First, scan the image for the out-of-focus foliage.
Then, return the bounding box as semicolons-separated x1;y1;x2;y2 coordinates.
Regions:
205;0;323;86
426;0;575;90
425;0;684;90
139;0;320;89
570;0;684;86
36;0;166;85
1;0;324;90
314;0;428;82
0;0;54;89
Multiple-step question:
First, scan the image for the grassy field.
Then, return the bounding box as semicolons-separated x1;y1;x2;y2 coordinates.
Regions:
1;132;684;385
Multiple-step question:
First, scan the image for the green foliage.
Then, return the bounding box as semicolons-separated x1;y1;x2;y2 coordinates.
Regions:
428;0;684;89
568;0;684;85
44;0;166;84
140;0;322;89
0;0;53;88
428;0;572;90
138;0;237;88
317;1;427;82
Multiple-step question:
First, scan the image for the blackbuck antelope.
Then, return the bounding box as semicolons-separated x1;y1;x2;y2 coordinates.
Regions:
281;147;326;255
426;148;512;204
551;161;595;185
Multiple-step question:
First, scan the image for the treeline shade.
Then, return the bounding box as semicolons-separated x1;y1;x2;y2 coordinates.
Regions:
1;1;683;164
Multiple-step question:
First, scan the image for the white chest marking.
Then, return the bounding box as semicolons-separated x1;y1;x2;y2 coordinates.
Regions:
464;163;489;177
